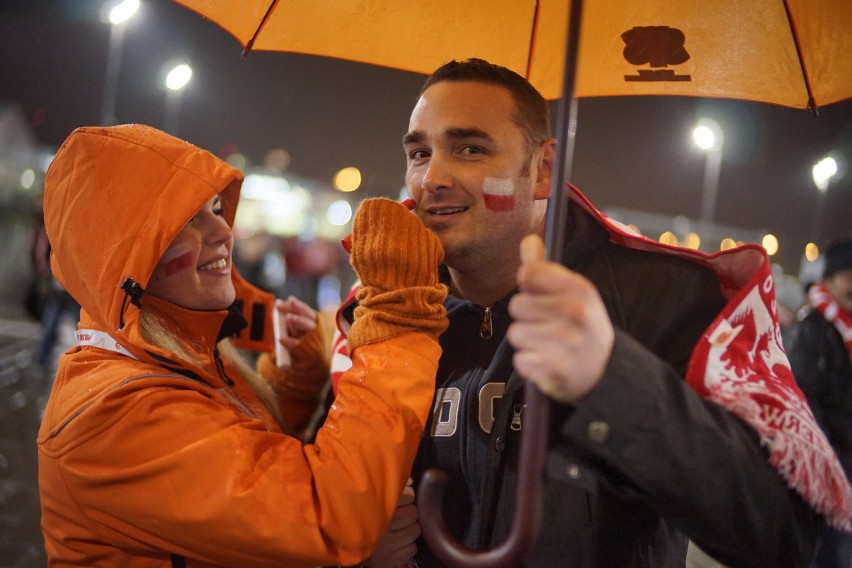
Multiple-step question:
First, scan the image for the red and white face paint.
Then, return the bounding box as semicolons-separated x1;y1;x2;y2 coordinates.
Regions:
482;177;516;212
160;243;195;277
404;82;551;270
146;194;236;311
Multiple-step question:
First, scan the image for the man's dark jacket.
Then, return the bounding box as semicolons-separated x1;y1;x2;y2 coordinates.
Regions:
785;308;852;478
411;202;821;568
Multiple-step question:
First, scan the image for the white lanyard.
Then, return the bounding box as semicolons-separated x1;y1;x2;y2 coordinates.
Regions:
76;329;138;360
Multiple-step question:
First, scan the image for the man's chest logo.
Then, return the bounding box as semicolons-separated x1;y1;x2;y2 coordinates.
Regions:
430;382;507;436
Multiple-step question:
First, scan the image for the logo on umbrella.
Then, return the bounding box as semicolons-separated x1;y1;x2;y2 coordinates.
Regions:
622;26;691;82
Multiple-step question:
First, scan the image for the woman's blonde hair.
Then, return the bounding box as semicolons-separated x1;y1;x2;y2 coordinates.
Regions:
139;306;285;429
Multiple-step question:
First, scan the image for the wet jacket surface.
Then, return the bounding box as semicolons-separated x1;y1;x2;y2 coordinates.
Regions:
411;202;821;568
37;125;441;567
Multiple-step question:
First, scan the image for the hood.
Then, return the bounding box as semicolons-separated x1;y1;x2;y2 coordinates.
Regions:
43;124;244;354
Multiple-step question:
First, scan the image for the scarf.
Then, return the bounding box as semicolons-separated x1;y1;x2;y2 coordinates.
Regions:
809;281;852;359
333;187;852;530
570;188;852;530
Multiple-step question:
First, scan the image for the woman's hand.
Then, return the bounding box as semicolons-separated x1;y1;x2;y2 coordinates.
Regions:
275;295;318;347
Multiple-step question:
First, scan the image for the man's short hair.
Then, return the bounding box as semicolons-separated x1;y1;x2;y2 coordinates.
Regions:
420;58;551;151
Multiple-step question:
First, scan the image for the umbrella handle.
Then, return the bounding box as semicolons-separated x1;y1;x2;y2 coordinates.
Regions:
417;382;550;568
417;1;583;565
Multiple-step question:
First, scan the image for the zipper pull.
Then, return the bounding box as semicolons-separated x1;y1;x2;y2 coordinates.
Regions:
480;307;493;339
511;404;523;431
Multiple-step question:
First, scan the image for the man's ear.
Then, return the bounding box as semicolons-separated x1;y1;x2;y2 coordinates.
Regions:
533;138;556;200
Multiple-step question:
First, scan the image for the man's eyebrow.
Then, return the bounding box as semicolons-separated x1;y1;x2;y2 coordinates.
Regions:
445;127;492;142
402;131;423;146
402;127;493;146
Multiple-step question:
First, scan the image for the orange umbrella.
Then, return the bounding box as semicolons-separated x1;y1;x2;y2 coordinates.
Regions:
172;2;852;566
174;0;852;110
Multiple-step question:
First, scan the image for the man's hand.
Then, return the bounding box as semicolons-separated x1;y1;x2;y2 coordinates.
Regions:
365;479;420;567
507;234;615;403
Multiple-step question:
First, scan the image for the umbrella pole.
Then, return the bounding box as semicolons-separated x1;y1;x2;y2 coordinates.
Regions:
417;1;585;566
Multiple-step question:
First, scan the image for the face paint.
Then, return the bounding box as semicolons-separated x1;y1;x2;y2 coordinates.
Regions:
160;243;195;277
482;177;516;212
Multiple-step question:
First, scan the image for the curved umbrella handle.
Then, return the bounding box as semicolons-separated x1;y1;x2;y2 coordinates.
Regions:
417;382;550;568
415;1;585;565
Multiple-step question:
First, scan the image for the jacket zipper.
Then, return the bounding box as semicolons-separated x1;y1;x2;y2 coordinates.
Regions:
213;347;235;387
213;348;262;421
510;404;523;431
480;307;493;339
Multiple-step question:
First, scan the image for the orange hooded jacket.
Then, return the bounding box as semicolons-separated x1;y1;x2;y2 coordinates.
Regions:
37;124;441;567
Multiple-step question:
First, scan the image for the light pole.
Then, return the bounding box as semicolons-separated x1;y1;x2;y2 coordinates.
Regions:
162;62;193;136
692;118;724;234
99;0;140;126
810;155;838;246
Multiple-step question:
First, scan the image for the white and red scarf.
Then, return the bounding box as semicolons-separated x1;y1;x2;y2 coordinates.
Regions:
332;186;852;529
809;281;852;359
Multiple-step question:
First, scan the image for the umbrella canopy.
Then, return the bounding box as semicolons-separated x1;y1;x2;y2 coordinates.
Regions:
172;2;852;566
174;0;852;111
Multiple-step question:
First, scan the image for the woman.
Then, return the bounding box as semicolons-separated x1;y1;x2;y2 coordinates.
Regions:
37;124;448;567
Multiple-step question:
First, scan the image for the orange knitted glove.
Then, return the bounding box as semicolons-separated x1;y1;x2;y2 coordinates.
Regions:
257;317;329;435
348;198;448;350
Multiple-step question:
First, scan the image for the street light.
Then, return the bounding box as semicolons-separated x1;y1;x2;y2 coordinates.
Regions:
810;155;838;245
692;118;724;233
99;0;140;125
333;167;361;192
162;62;193;135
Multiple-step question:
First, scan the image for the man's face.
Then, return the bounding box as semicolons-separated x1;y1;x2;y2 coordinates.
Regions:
146;194;236;311
826;268;852;314
403;81;552;269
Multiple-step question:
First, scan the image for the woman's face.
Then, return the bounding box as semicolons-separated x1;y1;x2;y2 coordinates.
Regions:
146;194;236;310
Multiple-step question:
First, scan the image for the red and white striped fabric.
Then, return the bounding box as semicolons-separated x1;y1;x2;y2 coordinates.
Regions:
332;187;852;529
571;186;852;529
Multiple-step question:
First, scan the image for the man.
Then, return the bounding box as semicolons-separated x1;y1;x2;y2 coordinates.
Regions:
337;59;843;568
786;237;852;568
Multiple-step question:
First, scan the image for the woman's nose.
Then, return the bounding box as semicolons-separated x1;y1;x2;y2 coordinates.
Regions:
202;213;232;245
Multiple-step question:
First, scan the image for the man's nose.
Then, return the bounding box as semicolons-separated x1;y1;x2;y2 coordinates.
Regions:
420;155;453;193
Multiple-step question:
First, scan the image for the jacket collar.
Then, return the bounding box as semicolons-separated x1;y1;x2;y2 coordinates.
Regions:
560;197;610;270
125;295;248;377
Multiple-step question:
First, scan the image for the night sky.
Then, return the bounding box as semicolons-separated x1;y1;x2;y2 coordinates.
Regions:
1;0;850;275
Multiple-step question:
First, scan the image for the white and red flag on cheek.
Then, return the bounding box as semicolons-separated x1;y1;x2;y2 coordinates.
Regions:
482;178;516;212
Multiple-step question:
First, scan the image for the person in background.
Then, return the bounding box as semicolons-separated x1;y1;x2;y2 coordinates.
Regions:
26;192;80;371
334;59;848;567
786;236;852;568
37;124;447;567
773;264;805;336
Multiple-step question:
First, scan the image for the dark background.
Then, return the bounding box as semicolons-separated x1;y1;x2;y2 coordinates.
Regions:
0;3;849;565
1;0;850;275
